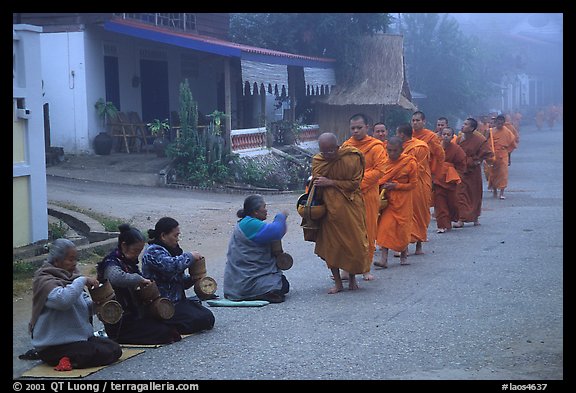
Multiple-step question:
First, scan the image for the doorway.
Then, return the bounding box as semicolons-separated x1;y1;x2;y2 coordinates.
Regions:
140;59;169;123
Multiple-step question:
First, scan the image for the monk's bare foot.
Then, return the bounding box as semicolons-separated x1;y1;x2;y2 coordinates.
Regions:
363;273;375;281
493;190;498;198
393;251;401;257
414;242;424;255
373;261;388;269
400;250;410;265
348;275;359;290
453;220;464;228
329;268;344;294
331;270;349;281
473;220;481;226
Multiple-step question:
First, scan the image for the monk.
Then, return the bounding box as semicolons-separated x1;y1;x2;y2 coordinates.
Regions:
433;127;467;233
487;115;518;199
396;123;431;255
535;109;545;131
372;122;389;149
453;118;493;228
312;133;369;294
504;114;520;166
374;136;417;267
512;110;522;133
342;114;386;281
435;117;449;137
411;111;445;184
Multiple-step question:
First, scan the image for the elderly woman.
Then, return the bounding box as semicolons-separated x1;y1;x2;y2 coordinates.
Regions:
96;224;182;345
141;217;215;335
224;194;290;303
29;239;122;371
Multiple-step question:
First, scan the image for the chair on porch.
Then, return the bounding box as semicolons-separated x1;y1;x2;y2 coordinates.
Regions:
127;111;152;152
109;112;139;153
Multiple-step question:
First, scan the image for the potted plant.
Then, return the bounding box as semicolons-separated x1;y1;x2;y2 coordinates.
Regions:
147;118;170;157
93;98;118;155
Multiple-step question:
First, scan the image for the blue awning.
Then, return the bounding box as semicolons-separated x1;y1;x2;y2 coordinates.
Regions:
104;19;336;69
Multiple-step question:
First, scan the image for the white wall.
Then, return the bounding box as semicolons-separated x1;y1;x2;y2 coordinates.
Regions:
13;24;48;245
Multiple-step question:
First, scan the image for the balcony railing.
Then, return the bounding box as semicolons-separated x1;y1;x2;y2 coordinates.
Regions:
113;13;196;32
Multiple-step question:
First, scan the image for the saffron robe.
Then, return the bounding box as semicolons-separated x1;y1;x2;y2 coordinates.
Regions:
455;131;493;222
487;127;517;189
433;142;467;229
342;136;387;265
412;128;445;183
376;153;417;252
312;146;369;274
402;138;431;243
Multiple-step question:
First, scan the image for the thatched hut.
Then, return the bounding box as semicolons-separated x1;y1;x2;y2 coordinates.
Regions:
314;34;416;142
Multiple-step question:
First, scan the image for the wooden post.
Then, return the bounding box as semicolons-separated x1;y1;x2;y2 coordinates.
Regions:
224;58;232;155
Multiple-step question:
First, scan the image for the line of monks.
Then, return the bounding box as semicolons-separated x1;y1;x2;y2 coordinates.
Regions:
309;111;519;294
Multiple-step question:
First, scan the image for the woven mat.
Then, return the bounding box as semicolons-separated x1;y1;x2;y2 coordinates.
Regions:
206;298;269;307
20;348;144;378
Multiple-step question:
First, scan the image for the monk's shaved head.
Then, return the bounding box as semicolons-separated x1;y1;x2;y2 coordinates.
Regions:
386;136;404;161
318;132;339;159
387;136;403;148
318;132;338;145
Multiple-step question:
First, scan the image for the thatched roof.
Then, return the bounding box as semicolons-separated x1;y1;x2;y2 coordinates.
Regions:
317;34;416;110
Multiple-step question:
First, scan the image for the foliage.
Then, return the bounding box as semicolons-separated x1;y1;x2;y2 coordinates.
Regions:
146;119;170;137
94;98;119;130
48;220;68;240
167;79;232;187
383;107;413;133
267;119;303;146
230;13;391;84
401;13;497;123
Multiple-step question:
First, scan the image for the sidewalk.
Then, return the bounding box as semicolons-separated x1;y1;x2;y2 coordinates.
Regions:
46;152;172;187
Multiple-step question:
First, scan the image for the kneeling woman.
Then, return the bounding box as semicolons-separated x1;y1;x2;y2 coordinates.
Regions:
96;224;181;345
224;194;290;303
142;217;215;335
30;239;122;370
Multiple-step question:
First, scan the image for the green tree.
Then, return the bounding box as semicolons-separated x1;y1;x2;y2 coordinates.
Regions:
402;13;494;123
230;13;391;83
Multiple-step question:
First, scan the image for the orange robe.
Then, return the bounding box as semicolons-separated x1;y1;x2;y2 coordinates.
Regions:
487;127;517;190
312;146;369;274
412;128;445;183
433;142;467;229
402;138;431;243
376;153;417;252
455;131;493;222
342;136;387;265
504;122;520;144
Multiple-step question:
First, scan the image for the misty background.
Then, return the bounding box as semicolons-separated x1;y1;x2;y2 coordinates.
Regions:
230;13;563;128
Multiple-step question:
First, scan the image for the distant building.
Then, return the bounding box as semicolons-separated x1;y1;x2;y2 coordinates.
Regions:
314;34;416;142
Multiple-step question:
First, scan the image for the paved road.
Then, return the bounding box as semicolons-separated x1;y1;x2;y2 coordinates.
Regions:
15;125;563;381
